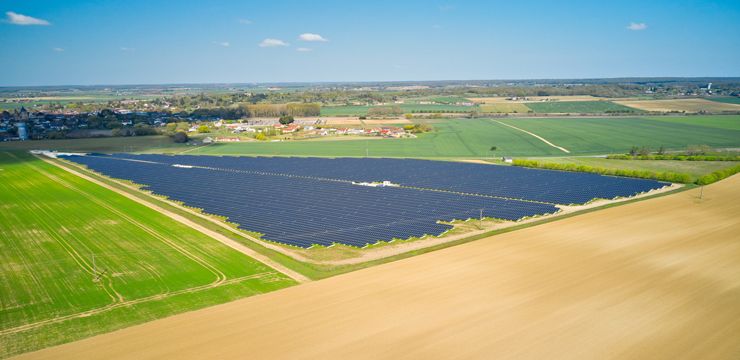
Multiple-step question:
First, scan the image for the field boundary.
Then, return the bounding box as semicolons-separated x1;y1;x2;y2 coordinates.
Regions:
38;155;310;283
492;119;571;153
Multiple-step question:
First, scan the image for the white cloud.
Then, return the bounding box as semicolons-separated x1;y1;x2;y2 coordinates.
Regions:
238;19;252;24
214;41;230;47
52;47;64;52
259;38;289;47
296;47;312;52
627;22;647;31
432;24;442;29
298;33;328;42
6;11;50;26
120;47;135;52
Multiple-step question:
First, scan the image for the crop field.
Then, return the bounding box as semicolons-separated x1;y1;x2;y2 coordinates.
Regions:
20;174;740;360
0;152;295;358
706;96;740;105
614;99;740;113
523;101;641;113
479;103;532;113
189;116;740;158
495;116;740;154
646;115;740;131
320;104;477;116
470;95;603;103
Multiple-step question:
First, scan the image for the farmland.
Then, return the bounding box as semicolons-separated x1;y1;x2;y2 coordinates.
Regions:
188;116;740;158
0;152;296;358
18;174;740;360
614;98;740;113
706;96;740;105
320;104;477;116
524;101;642;113
479;103;532;113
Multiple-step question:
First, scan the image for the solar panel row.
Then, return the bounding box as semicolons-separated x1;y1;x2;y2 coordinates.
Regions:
63;155;559;247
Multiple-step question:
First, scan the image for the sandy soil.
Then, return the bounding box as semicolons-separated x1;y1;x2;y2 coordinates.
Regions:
614;99;740;113
16;175;739;360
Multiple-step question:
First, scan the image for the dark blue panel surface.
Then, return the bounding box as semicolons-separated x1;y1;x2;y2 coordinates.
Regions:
61;154;664;248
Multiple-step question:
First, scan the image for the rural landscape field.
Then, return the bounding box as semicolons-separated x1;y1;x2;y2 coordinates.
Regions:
2;0;739;359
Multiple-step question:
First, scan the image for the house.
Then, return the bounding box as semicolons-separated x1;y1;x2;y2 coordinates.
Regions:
502;157;513;164
281;124;301;133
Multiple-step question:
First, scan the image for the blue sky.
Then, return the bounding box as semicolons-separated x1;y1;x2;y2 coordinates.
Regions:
1;0;739;86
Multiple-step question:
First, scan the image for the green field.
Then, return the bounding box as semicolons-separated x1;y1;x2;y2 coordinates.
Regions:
320;104;478;116
524;101;642;113
705;96;740;105
497;116;740;154
646;115;740;131
480;103;532;113
523;156;737;182
187;116;740;158
0;152;295;358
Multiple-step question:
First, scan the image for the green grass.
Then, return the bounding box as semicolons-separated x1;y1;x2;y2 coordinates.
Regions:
524;101;642;113
646;115;740;131
0;151;295;358
523;156;737;182
705;96;740;105
496;116;740;155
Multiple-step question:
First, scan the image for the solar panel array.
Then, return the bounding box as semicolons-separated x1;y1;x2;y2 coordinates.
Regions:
98;154;668;205
61;154;666;248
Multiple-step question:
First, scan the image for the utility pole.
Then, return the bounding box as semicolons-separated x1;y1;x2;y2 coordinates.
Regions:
699;185;704;200
479;208;483;229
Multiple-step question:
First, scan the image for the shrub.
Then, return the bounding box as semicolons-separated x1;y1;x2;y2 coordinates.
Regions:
171;131;188;143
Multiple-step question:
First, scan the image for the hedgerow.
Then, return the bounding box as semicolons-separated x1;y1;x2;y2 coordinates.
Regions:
512;159;692;183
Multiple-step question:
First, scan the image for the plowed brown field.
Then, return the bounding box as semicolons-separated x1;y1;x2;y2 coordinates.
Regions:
15;176;740;360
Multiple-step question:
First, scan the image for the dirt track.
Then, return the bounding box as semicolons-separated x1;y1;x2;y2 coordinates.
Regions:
15;176;740;360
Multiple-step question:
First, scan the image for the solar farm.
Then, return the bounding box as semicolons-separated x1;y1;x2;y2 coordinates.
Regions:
61;154;668;248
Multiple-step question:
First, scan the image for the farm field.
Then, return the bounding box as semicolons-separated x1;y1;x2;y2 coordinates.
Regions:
479;103;531;113
646;115;740;131
189;116;740;158
706;96;740;105
470;95;602;103
320;104;477;116
0;152;295;358
495;116;740;154
524;101;642;113
19;175;740;360
523;156;738;182
614;98;740;113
